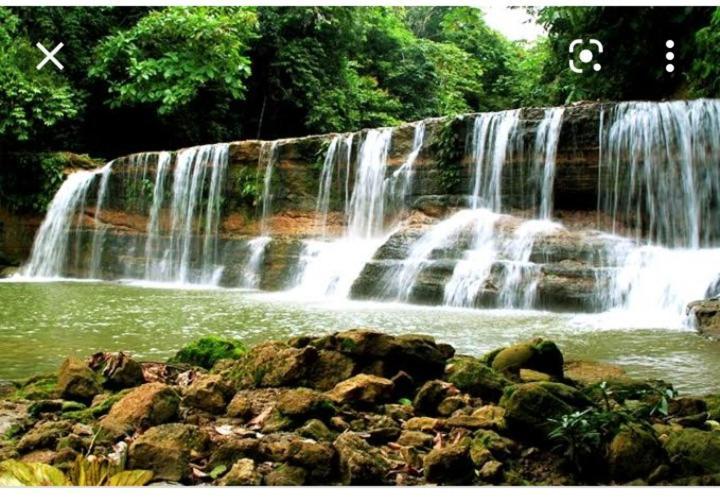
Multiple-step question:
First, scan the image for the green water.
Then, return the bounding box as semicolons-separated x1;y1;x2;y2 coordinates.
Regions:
0;280;719;395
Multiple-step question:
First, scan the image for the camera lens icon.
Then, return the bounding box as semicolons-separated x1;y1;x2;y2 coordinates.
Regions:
569;39;603;73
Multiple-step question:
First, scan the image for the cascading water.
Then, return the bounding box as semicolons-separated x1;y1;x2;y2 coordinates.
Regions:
240;236;271;288
149;143;229;285
468;110;520;211
21;164;113;278
259;141;279;236
293;128;394;298
314;135;341;237
88;166;112;278
533;107;564;220
596;99;720;325
385;121;425;218
143;152;172;280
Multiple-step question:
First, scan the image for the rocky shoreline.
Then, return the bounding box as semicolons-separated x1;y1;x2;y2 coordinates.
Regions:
1;330;719;486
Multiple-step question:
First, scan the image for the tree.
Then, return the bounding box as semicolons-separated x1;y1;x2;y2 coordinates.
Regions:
90;7;258;115
0;8;79;144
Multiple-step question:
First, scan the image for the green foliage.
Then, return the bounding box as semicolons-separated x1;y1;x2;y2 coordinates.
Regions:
0;8;79;144
90;7;258;115
169;335;247;369
692;8;720;96
433;116;466;192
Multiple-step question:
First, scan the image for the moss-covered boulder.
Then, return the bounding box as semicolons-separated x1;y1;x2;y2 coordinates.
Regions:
276;388;335;418
182;374;234;414
444;356;509;401
57;357;102;404
16;420;72;452
334;431;389;485
327;374;394;406
169;336;246;370
423;441;474;485
413;380;457;415
302;350;355;391
219;458;262;486
491;339;564;378
664;428;720;475
226;342;317;388
704;395;720;421
99;382;179;437
500;381;590;437
607;424;666;482
128;423;210;482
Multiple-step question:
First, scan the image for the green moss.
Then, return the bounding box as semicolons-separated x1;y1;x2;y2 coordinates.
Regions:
61;389;131;423
169;336;247;369
431;116;466;193
13;374;58;400
704;394;720;420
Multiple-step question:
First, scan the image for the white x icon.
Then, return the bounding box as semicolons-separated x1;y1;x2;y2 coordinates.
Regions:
36;42;64;70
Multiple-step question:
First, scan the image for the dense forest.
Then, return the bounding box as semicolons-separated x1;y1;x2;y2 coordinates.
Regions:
1;5;720;212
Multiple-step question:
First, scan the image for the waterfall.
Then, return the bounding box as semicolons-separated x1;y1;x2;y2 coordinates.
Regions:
88;166;113;278
533;108;564;220
240;236;271;288
443;209;501;307
385;121;425;218
387;209;481;301
347;128;393;239
259;141;279;236
597;99;720;324
498;219;563;308
158;143;229;285
144;152;172;280
21;164;112;278
315;136;340;236
468;110;520;211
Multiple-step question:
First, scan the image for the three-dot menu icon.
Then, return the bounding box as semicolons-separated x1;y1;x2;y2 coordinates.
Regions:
666;40;675;73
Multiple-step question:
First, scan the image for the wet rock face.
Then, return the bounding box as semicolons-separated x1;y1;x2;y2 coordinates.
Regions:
687;299;720;339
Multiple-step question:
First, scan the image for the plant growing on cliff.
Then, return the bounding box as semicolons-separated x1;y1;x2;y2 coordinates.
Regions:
432;116;466;193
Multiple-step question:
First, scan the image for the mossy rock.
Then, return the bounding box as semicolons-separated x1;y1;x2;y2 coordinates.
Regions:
607;424;666;482
664;428;720;476
57;357;103;404
500;381;591;438
169;336;246;370
13;374;59;401
62;390;131;423
444;356;509;401
491;339;564;378
704;394;720;420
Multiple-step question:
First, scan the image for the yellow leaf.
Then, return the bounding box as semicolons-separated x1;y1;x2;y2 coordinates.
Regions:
107;470;154;486
0;460;69;486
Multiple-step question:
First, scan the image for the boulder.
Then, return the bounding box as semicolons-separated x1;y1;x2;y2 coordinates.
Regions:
277;388;335;418
413;380;457;415
327;374;394;406
259;433;336;482
225;388;281;419
232;342;318;388
471;405;507;431
182;374;234;414
128;423;209;482
302;350;355;391
219;458;262;486
607;424;666;482
471;430;517;460
207;437;261;469
99;382;180;437
57;357;102;403
563;360;628;386
664;428;720;475
313;330;453;380
491;339;564;378
444;356;509;401
334;432;389;485
423;441;474;485
297;418;335;441
397;430;434;450
404;417;441;433
500;381;590;437
265;464;307;486
88;352;145;390
478;459;503;483
16;420;72;452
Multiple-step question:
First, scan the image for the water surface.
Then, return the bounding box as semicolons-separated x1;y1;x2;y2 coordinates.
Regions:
0;280;718;395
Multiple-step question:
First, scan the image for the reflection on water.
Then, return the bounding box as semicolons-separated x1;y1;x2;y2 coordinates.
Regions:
0;280;718;394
